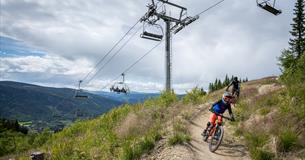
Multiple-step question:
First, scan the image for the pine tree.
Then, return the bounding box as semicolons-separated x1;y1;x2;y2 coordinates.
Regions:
279;0;305;71
208;83;212;91
217;79;222;89
214;79;218;90
224;74;229;86
289;0;305;59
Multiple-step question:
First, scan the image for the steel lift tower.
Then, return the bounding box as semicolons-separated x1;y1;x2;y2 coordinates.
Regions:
140;0;198;91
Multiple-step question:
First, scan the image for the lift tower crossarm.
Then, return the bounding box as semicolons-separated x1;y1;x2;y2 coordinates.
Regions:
158;0;187;10
140;0;198;91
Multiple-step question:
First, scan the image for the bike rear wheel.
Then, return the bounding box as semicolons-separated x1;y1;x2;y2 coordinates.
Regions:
209;126;224;152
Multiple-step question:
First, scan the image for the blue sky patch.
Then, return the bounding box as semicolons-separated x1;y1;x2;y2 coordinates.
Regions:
0;36;46;57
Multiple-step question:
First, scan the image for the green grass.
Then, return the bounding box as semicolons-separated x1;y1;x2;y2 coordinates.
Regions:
0;128;51;157
233;84;305;159
168;120;191;145
278;128;298;152
182;87;206;105
259;107;271;116
10;91;178;160
250;149;274;160
244;132;273;160
168;133;191;145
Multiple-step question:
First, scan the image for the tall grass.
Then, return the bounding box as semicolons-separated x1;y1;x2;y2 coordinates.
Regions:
233;80;305;159
168;120;191;145
14;91;178;160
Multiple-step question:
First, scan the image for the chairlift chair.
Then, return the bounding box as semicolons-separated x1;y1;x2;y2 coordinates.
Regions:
110;82;129;94
140;23;164;41
109;73;130;94
74;80;89;99
257;0;282;15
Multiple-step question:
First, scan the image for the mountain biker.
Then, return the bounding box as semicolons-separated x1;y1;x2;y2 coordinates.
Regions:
226;77;240;98
202;92;235;137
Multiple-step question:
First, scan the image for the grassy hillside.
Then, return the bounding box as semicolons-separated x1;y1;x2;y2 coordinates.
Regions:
233;78;305;159
5;77;305;160
23;91;179;159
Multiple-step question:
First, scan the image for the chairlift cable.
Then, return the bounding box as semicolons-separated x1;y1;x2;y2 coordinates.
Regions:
123;39;164;74
85;25;142;85
80;20;141;83
100;39;164;90
196;0;225;16
82;3;165;86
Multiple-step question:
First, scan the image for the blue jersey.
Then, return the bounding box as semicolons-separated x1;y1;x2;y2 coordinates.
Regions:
212;99;233;114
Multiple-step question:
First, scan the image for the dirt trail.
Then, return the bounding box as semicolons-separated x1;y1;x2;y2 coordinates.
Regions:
146;103;250;160
186;104;250;160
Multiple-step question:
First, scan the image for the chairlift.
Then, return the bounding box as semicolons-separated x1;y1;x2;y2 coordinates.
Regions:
140;23;164;41
74;80;89;99
110;73;130;94
257;0;282;15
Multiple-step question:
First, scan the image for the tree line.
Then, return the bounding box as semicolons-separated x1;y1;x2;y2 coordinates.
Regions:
278;0;305;107
0;118;28;134
208;75;248;92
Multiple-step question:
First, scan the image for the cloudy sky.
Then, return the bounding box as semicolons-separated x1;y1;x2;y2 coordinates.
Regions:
0;0;295;93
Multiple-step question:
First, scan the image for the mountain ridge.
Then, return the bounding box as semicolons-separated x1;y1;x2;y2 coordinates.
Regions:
0;81;122;131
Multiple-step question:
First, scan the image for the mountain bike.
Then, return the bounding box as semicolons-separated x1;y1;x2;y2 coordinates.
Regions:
202;114;233;152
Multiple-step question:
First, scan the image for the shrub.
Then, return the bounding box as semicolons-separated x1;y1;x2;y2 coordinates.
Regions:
183;87;206;105
244;132;271;159
158;90;178;107
250;149;274;160
32;128;52;147
121;135;158;160
278;128;298;152
168;120;191;145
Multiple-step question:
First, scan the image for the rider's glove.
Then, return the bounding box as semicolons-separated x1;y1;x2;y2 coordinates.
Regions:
209;107;213;112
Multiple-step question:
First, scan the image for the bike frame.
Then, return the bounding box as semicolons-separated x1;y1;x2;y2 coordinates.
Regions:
203;113;232;152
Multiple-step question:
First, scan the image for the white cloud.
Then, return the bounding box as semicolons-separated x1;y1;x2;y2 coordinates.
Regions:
0;0;294;92
0;55;93;86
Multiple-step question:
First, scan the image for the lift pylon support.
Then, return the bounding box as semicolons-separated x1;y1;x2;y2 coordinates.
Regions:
140;0;198;91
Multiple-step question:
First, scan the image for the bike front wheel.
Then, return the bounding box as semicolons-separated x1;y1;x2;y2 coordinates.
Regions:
209;126;224;152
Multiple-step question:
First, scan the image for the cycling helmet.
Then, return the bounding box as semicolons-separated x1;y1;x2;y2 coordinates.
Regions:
222;92;233;104
234;77;238;81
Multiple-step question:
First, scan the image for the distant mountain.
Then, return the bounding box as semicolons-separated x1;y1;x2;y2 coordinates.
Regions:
0;81;122;131
93;91;160;104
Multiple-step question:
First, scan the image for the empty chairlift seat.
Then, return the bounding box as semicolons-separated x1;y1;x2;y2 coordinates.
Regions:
74;80;89;99
257;0;282;16
141;31;163;41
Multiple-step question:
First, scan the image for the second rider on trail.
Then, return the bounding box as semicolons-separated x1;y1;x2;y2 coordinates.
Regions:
226;76;240;98
202;92;235;138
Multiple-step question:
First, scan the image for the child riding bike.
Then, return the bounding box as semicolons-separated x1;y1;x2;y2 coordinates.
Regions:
202;92;235;137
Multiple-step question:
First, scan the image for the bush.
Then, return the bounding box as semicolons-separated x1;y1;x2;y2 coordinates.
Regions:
121;133;159;160
183;87;206;105
168;133;190;145
33;128;52;147
244;132;271;159
250;149;274;160
280;53;305;120
158;90;178;107
168;120;191;145
278;128;298;152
